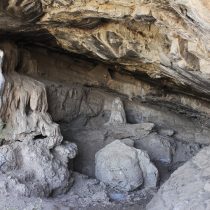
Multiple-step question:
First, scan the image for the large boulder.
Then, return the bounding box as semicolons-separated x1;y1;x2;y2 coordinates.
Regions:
95;140;158;191
0;138;77;197
147;146;210;210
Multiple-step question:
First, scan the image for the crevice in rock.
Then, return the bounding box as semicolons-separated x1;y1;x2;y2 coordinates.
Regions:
33;134;47;140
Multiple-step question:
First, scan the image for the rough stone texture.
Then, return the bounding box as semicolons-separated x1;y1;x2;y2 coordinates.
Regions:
0;43;61;148
63;122;156;177
172;141;202;165
1;2;210;210
0;49;5;109
147;146;210;210
0;43;203;205
0;42;77;198
0;139;77;197
0;172;156;210
17;46;210;146
105;97;126;125
1;1;210;208
1;0;210;102
95;140;158;191
135;133;176;164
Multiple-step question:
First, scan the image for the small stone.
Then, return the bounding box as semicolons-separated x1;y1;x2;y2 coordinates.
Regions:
159;129;174;137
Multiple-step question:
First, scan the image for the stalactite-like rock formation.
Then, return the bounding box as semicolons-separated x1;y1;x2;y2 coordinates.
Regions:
0;42;77;197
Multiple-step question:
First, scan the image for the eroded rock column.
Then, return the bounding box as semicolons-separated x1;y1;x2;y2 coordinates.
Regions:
0;42;77;197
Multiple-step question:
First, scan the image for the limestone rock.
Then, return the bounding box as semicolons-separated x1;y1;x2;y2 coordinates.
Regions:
135;133;176;164
147;146;210;210
95;140;158;191
106;123;155;140
0;43;78;198
121;138;134;147
63;122;155;177
0;43;63;148
159;129;175;137
1;1;210;208
172;141;201;164
1;0;210;101
105;97;126;125
0;50;3;67
0;138;77;197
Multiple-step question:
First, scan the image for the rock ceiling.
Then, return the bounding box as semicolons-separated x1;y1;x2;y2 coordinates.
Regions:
1;0;210;99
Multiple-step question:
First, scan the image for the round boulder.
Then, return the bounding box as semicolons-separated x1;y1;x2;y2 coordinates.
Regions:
95;140;158;191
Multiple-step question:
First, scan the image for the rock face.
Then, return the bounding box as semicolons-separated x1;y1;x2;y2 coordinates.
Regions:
0;43;77;198
147;146;210;210
105;97;126;125
0;139;77;197
135;133;176;164
1;0;210;209
95;140;158;191
1;0;210;100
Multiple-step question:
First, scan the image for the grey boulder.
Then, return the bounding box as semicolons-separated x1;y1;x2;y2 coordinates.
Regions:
95;140;158;191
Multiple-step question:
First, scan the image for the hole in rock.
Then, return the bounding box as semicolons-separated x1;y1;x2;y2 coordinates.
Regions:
33;134;47;140
25;102;32;116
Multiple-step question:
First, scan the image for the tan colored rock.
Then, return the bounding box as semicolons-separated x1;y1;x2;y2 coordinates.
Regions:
1;1;210;209
0;42;77;197
1;0;210;99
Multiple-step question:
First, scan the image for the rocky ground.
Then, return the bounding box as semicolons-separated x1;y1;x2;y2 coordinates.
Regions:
0;172;155;210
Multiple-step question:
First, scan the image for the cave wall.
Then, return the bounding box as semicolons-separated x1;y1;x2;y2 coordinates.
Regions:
3;43;207;177
0;42;78;198
1;1;210;209
16;45;210;143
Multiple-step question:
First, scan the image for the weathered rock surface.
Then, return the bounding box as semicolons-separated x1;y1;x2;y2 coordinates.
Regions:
147;146;210;210
0;42;77;198
64;122;156;177
135;133;176;164
95;140;158;191
105;97;126;126
0;49;5;109
0;139;77;197
1;0;210;208
17;46;210;146
1;0;210;101
0;171;156;210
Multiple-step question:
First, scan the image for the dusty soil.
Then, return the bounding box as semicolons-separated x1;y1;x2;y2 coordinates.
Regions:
0;172;156;210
